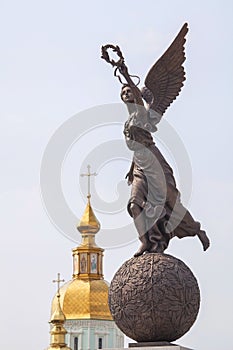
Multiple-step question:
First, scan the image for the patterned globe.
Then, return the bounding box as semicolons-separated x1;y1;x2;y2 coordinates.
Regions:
108;253;200;342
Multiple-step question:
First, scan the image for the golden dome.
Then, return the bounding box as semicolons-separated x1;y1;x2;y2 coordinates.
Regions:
50;293;66;323
51;278;112;321
77;198;100;234
47;279;72;350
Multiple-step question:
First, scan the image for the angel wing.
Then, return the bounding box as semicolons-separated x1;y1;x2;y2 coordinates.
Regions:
144;23;188;117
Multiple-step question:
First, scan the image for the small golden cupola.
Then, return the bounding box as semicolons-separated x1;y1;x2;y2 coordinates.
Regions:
47;274;71;350
73;164;103;281
51;165;112;321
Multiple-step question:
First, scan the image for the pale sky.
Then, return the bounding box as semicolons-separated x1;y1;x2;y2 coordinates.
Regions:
0;1;233;350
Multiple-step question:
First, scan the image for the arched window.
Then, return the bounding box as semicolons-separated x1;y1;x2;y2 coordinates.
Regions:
74;336;78;350
98;337;103;349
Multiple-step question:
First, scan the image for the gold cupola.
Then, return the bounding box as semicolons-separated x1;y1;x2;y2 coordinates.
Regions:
51;166;112;321
47;274;71;350
77;195;100;234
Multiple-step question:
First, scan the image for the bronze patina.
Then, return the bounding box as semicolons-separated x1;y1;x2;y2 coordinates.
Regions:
102;23;210;257
108;253;200;342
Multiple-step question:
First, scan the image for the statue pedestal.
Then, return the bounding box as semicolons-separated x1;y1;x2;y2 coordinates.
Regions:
108;345;193;350
128;344;193;350
106;342;193;350
128;348;192;350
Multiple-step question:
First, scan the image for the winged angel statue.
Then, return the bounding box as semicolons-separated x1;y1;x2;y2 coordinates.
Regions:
101;23;210;256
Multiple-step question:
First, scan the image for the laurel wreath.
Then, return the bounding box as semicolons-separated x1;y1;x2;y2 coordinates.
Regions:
101;44;125;67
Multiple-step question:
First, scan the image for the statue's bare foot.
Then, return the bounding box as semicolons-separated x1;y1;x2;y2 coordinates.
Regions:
197;230;210;251
134;235;150;257
134;243;148;257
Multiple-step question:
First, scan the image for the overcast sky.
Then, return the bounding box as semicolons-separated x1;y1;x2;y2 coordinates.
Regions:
0;1;233;350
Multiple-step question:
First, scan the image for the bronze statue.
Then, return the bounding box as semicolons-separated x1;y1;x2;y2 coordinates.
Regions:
101;23;210;256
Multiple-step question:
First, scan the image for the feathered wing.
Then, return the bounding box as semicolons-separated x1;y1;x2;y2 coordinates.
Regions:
144;23;189;117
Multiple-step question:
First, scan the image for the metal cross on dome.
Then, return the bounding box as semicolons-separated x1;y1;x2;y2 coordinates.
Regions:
80;165;97;199
52;273;65;295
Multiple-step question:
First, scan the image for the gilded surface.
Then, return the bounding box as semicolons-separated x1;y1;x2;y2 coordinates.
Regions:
77;200;100;234
50;192;112;322
72;238;104;279
51;278;112;320
50;294;66;323
47;293;72;350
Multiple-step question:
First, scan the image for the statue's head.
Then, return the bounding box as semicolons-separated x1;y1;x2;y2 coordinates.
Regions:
120;85;135;103
121;85;154;107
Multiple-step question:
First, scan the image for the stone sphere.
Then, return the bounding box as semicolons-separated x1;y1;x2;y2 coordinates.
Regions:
108;253;200;342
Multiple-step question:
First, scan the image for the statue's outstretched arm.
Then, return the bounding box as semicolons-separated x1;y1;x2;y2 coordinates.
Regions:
101;44;144;106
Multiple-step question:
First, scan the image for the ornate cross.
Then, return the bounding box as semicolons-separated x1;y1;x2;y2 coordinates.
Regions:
52;273;65;295
80;165;97;198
